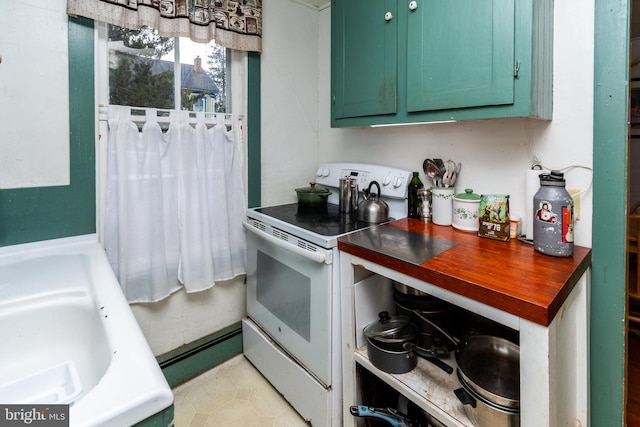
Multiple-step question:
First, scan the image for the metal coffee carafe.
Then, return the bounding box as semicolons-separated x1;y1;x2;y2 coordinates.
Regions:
339;177;358;214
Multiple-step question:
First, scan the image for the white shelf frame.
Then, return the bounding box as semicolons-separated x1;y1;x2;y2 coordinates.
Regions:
340;252;590;427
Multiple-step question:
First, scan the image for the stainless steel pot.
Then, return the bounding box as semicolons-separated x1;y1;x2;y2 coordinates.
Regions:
393;281;430;297
455;335;520;409
454;378;520;427
394;297;456;354
358;181;389;223
412;313;521;411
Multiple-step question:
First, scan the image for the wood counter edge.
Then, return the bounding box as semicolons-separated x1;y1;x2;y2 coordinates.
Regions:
337;240;592;327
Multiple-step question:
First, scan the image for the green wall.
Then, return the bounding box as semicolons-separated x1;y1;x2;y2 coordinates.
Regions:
592;0;629;425
0;17;96;247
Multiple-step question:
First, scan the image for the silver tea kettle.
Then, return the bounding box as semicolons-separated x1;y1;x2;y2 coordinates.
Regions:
358;181;389;223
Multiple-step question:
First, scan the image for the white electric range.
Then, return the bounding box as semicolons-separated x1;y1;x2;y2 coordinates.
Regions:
242;162;412;426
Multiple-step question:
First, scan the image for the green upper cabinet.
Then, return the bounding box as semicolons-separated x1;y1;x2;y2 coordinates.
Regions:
331;0;552;127
406;0;515;112
331;0;398;119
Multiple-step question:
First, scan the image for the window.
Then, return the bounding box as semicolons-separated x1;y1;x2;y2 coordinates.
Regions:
106;24;231;113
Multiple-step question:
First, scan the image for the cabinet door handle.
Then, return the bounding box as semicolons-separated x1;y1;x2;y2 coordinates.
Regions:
384;12;393;21
409;1;418;10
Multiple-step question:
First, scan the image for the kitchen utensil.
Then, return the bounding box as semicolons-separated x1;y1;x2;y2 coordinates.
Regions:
434;158;447;187
350;405;415;427
423;159;440;187
339;176;358;213
358;181;390;223
294;182;332;207
452;189;481;232
431;187;454;226
364;312;453;374
443;160;457;187
447;160;457;175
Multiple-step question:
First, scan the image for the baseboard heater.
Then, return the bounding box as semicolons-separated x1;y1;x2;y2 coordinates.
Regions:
158;322;243;387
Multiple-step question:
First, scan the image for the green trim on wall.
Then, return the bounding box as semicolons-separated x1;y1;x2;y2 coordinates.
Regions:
247;52;261;208
0;17;96;247
592;0;629;425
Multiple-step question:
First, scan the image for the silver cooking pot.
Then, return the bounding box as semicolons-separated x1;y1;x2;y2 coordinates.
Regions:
413;311;520;427
454;380;520;427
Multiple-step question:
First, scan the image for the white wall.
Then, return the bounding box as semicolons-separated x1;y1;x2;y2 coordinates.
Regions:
259;0;322;207
131;278;246;356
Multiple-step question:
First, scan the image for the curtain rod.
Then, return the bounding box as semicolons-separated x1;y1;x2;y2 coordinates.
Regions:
97;104;244;125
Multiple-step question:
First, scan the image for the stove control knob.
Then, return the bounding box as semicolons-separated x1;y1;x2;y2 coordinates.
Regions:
316;167;330;178
382;175;392;186
393;176;404;188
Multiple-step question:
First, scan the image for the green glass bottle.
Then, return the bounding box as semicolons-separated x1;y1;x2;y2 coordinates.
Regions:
408;172;424;219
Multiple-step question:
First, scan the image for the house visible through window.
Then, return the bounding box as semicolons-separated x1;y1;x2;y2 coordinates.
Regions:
108;24;230;113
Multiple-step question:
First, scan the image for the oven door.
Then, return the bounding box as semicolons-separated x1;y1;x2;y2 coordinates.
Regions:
244;220;333;386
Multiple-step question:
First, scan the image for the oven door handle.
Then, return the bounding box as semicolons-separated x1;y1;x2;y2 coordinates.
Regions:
243;222;328;264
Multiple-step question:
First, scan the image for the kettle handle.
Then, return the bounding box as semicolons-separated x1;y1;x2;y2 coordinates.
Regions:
368;180;381;198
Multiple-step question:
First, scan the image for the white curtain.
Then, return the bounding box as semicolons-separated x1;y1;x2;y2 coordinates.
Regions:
104;106;246;303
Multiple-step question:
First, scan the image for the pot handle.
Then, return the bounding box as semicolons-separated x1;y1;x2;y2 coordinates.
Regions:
454;388;477;408
349;405;412;427
410;307;460;348
404;342;453;374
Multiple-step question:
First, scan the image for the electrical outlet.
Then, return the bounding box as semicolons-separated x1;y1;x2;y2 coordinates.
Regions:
568;188;580;221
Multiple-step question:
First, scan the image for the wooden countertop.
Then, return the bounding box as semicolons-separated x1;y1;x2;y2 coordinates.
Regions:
338;218;592;326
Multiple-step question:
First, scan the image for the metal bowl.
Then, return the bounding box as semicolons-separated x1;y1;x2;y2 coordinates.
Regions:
393;281;430;297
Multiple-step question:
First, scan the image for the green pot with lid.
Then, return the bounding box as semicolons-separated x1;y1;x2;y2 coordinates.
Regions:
295;182;332;207
452;189;481;232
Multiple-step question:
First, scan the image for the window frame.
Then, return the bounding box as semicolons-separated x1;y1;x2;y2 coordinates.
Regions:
95;22;246;115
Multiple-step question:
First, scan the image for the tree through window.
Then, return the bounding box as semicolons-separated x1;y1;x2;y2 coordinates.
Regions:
108;25;229;113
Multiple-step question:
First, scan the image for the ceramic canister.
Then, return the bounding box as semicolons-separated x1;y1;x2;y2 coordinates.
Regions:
431;187;455;226
452;189;481;232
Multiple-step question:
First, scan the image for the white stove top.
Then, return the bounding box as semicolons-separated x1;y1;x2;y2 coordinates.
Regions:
246;163;413;248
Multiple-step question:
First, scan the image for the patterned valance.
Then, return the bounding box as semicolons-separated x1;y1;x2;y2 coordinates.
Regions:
67;0;262;53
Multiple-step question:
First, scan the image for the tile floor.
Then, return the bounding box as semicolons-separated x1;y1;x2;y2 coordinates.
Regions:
172;354;311;427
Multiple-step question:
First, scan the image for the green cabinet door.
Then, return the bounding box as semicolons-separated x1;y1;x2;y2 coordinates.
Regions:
406;0;515;112
331;0;398;119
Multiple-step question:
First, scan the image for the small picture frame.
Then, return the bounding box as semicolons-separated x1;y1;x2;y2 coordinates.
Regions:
478;194;510;241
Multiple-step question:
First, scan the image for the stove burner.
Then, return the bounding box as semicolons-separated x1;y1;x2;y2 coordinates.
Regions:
255;203;373;237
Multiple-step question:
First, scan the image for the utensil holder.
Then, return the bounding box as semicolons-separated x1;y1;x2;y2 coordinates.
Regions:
431;187;454;226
